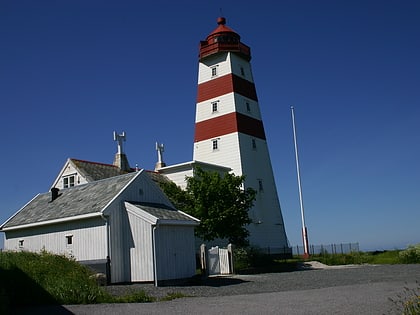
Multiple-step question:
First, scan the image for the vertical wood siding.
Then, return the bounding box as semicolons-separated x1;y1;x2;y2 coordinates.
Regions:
4;217;107;261
126;210;154;281
155;225;196;280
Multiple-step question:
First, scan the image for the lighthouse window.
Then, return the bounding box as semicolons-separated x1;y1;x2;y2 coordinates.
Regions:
258;179;264;192
212;139;219;150
211;66;217;77
240;66;245;76
212;101;218;112
252;139;257;150
19;239;24;248
246;102;251;112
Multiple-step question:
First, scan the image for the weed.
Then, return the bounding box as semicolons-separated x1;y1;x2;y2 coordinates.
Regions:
112;290;156;303
389;281;420;315
159;292;189;301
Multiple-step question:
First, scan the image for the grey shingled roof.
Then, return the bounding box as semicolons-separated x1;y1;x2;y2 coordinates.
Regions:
129;202;198;222
70;158;169;184
71;159;129;181
3;172;138;229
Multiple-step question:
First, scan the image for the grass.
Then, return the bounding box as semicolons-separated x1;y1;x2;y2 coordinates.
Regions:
308;246;420;266
0;250;186;310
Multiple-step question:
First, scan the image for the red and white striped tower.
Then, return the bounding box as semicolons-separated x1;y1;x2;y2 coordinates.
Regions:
193;17;290;252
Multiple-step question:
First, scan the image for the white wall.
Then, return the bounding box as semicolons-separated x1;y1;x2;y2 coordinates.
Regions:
4;217;107;261
155;225;197;281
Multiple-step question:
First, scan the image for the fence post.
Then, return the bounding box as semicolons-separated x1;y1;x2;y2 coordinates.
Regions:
106;256;111;285
227;244;234;274
200;244;208;277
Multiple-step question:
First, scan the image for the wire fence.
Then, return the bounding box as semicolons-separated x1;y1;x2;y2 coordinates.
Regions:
293;243;360;256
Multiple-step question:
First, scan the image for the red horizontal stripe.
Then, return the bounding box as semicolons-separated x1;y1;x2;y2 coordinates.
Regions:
194;112;266;142
197;74;258;103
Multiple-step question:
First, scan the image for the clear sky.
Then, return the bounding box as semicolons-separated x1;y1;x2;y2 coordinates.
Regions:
1;1;419;251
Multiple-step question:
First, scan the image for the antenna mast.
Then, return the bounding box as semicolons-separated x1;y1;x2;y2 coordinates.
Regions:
291;106;310;258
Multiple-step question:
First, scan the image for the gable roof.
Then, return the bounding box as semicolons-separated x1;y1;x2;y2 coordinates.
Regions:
125;202;199;226
71;159;129;181
1;172;140;230
51;158;169;189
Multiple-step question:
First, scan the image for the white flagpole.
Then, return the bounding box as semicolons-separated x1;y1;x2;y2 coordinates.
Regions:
291;106;310;258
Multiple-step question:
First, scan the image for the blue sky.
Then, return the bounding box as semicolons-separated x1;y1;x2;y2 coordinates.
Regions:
1;1;419;251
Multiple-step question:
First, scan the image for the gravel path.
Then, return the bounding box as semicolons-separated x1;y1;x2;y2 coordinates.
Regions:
104;263;420;300
15;264;420;314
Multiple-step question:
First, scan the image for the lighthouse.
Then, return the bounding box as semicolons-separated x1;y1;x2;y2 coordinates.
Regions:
193;17;290;253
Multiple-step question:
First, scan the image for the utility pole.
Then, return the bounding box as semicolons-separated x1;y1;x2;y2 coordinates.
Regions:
291;106;310;258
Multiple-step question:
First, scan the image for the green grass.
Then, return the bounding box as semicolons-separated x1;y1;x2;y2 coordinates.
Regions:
308;246;420;266
0;250;186;309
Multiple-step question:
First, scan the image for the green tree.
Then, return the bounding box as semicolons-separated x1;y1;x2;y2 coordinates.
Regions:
160;167;256;247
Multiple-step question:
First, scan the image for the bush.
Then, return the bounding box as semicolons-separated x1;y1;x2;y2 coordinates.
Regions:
399;244;420;264
233;247;297;273
0;250;107;306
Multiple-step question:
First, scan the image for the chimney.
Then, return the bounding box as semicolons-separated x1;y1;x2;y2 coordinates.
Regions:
113;131;131;172
51;187;60;202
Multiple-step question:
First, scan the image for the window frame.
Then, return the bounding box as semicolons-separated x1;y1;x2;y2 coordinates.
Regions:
65;234;73;246
63;174;76;188
212;101;218;113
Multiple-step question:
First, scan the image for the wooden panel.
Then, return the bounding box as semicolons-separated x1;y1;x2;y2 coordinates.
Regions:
4;217;107;261
127;210;154;282
155;225;196;281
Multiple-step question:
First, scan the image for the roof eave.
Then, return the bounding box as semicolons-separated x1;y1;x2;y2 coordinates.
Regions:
1;212;104;231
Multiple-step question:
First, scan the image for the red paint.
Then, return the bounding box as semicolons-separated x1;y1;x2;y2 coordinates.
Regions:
194;112;266;142
199;17;251;61
197;73;258;103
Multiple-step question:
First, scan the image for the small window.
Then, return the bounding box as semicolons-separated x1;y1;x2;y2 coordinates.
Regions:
212;139;219;150
212;101;218;113
66;235;73;246
258;179;264;192
211;66;217;77
19;240;24;248
240;66;245;76
246;102;251;112
252;139;257;150
63;175;75;188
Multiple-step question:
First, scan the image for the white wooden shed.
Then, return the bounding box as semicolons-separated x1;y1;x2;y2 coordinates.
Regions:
0;170;199;284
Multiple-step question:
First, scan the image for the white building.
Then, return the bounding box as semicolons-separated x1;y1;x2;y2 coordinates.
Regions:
0;170;199;284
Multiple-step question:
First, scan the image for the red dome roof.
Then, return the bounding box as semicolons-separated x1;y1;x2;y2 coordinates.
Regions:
199;17;250;61
206;17;240;41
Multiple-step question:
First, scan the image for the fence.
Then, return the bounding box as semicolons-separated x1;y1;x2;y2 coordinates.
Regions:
292;243;359;256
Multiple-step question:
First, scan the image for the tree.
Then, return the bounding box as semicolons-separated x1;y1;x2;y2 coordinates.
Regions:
160;167;256;247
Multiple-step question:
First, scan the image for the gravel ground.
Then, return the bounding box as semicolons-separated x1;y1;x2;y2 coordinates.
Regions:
103;263;420;300
15;264;420;314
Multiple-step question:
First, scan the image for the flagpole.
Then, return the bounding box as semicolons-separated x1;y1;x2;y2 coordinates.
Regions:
291;106;310;258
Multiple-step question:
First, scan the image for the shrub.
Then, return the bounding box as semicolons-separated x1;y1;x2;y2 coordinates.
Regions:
399;244;420;264
0;250;107;306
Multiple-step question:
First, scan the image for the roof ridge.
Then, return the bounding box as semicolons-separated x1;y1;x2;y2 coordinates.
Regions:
70;158;118;168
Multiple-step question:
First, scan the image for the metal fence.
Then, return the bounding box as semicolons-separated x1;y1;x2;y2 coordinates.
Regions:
293;243;359;256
